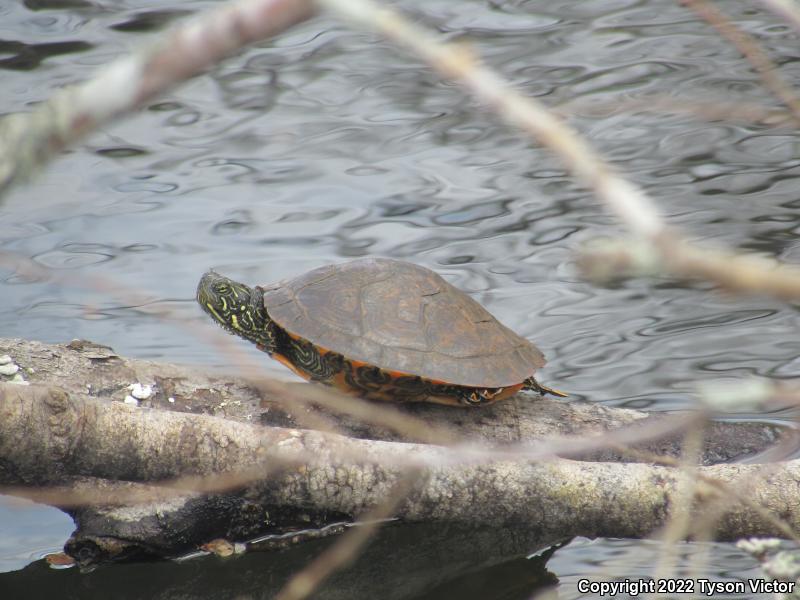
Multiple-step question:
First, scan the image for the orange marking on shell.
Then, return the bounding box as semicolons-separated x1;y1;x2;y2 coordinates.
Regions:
487;383;524;402
273;352;313;382
285;331;454;385
274;331;526;405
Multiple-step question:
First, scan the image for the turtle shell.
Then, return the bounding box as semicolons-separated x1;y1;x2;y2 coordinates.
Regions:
260;258;545;388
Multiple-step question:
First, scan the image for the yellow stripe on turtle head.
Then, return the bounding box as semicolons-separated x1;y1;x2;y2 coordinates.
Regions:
205;304;226;325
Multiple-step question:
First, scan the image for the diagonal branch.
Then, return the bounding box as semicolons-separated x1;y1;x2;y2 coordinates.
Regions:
318;0;800;300
0;0;315;196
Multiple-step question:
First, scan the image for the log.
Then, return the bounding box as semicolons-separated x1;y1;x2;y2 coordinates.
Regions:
0;338;794;566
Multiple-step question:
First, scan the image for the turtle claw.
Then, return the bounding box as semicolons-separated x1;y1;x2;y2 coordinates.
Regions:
459;387;504;406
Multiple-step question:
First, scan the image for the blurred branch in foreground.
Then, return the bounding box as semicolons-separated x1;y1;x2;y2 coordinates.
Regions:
0;0;798;586
757;0;800;31
682;0;800;124
3;0;800;301
317;0;800;301
274;470;423;600
0;0;315;196
576;235;800;301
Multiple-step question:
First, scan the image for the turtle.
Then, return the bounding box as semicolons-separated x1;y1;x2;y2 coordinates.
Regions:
196;258;566;406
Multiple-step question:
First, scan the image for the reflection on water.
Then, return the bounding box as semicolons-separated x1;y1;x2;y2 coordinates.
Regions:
1;0;799;589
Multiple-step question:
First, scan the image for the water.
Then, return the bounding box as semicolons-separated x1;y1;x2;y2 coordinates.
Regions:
1;0;799;596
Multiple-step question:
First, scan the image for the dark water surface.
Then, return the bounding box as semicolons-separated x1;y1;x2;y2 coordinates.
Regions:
1;0;799;596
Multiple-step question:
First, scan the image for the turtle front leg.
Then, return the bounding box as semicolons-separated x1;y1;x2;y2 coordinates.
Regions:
254;320;280;355
523;376;568;398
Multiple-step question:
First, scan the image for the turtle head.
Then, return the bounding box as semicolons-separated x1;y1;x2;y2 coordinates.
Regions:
196;270;276;350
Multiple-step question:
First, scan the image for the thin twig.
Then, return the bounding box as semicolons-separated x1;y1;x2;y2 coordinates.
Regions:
317;0;800;301
682;0;800;124
316;0;664;238
558;95;793;126
577;232;800;300
0;249;464;447
0;0;315;196
611;443;800;544
756;0;800;31
648;421;706;598
274;470;423;600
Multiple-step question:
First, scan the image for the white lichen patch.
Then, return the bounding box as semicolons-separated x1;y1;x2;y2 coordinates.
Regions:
738;537;800;593
127;383;153;400
103;496;188;520
737;537;783;556
0;356;27;384
0;363;20;376
696;378;772;412
335;467;349;486
276;437;302;449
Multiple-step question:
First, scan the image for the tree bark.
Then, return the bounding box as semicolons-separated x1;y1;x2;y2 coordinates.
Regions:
0;338;795;566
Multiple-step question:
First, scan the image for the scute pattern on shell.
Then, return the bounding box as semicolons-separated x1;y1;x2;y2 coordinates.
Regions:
261;258;546;388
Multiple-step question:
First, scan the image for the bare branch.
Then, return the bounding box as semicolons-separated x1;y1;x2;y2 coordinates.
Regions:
275;471;422;600
0;0;315;196
756;0;800;31
318;0;800;301
681;0;800;123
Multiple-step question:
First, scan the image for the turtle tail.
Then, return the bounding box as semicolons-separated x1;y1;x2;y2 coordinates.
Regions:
524;376;568;398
